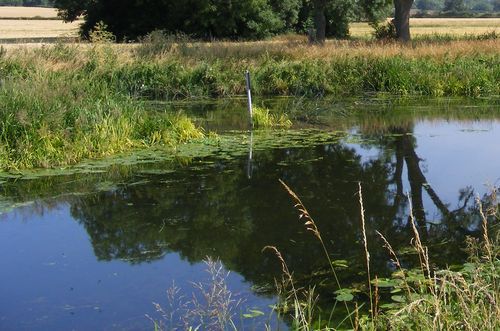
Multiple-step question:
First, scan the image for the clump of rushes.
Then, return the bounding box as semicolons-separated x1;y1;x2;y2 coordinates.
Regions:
0;70;204;170
270;181;499;330
252;107;292;129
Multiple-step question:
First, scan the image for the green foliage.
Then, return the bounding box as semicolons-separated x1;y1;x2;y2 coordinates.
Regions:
360;0;393;25
0;47;205;170
373;20;398;40
416;0;444;10
54;0;299;41
88;21;116;43
373;236;500;330
444;0;468;12
252;106;292;128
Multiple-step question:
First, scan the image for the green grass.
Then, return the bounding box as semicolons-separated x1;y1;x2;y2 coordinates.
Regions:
103;54;499;98
252;106;292;128
0;41;498;169
0;47;205;170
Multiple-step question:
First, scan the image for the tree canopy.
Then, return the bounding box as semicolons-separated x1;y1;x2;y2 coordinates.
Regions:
52;0;497;41
52;0;396;41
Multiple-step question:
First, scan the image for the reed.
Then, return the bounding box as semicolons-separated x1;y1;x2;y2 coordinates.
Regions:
270;181;499;330
0;62;205;170
252;107;292;129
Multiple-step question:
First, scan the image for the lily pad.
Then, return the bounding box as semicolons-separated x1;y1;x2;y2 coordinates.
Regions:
335;289;354;302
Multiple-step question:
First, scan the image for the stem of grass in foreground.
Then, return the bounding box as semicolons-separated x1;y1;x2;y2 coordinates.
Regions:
279;179;354;329
358;182;374;327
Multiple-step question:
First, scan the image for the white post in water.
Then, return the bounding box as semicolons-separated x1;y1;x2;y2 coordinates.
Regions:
245;70;253;127
247;131;253;179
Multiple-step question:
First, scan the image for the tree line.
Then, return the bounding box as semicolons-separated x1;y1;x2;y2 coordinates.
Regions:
416;0;499;12
0;0;52;6
47;0;497;42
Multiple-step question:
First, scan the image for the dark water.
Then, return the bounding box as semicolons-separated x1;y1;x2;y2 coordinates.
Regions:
1;98;499;330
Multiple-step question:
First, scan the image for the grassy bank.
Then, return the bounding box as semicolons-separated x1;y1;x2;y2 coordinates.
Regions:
0;39;498;169
0;48;205;170
4;38;498;99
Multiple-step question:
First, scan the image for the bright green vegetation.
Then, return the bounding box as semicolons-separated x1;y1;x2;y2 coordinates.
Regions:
1;42;498;170
0;46;205;170
112;42;499;98
271;182;500;330
253;107;293;128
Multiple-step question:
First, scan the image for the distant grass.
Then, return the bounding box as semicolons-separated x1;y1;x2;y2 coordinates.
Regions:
115;38;499;98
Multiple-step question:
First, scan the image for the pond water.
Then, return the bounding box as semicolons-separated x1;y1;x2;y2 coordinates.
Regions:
1;98;499;330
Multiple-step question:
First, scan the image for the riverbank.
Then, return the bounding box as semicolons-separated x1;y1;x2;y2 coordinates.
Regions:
3;38;498;99
0;39;498;170
0;48;205;170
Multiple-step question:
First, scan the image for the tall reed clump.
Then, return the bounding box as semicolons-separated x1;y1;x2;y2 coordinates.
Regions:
269;180;499;330
252;107;292;129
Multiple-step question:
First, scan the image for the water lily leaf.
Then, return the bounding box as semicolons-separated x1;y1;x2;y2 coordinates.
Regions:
380;303;399;310
335;289;354;302
461;262;476;273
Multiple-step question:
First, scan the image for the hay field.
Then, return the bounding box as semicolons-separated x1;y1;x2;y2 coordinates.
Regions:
351;18;500;37
0;19;80;39
0;6;79;41
0;6;58;18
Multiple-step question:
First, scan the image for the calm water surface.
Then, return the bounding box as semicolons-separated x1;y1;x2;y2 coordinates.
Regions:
1;99;499;330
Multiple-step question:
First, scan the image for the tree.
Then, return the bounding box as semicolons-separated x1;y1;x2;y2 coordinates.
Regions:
360;0;415;42
393;0;414;41
53;0;297;41
495;0;500;11
52;0;88;22
312;0;327;43
444;0;467;12
416;0;444;10
303;0;354;44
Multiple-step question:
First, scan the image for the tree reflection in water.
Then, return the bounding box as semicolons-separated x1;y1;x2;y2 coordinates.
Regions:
62;122;490;293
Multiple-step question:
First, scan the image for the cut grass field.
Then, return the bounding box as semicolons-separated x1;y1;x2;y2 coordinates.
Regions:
350;18;500;38
0;19;80;39
0;6;58;18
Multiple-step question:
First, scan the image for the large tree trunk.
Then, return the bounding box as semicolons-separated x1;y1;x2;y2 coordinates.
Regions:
313;0;327;45
393;0;414;42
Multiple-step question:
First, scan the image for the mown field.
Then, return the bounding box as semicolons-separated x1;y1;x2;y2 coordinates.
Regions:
351;17;500;37
0;6;79;41
0;6;58;18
